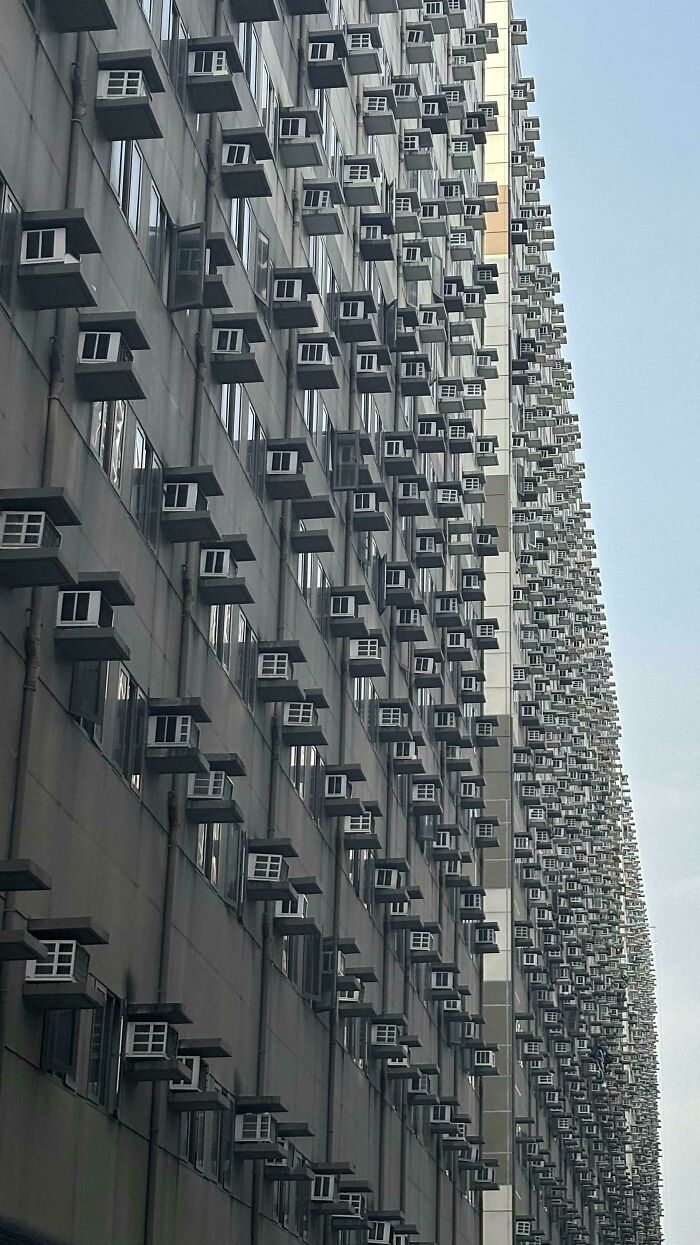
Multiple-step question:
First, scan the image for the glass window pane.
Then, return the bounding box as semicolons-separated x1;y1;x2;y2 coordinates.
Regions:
109;141;126;197
210;823;221;886
254;229;270;303
209;604;220;650
90;403;107;463
109;400;125;489
0;186;20;305
160;0;173;61
248;30;259;100
131;690;146;791
147;451;162;545
231;384;242;450
147;184;165;280
112;665;131;776
131;424;147;528
170;223;205;309
128;145;142;233
176;18;188;99
221;603;232;671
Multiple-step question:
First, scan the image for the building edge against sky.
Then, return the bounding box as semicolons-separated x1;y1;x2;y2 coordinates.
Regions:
0;1;661;1245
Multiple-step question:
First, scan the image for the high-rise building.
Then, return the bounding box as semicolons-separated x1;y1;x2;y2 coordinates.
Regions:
0;1;661;1244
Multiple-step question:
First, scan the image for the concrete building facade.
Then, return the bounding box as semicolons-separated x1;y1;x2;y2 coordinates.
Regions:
0;1;661;1245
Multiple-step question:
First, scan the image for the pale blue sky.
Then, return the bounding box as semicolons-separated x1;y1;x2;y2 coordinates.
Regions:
519;2;700;1240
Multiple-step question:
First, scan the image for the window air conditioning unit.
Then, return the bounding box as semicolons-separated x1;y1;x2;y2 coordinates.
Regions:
283;702;315;727
235;1112;276;1144
25;939;87;983
311;1173;339;1204
213;326;244;355
274;277;303;303
368;1220;394;1244
275;892;309;920
56;588;113;629
258;651;291;680
189;48;230;76
125;1021;178;1059
147;714;198;749
189;769;233;801
325;772;350;800
248;853;287;884
162;481;199;512
169;1055;202;1091
97;68;149;100
78;329;131;364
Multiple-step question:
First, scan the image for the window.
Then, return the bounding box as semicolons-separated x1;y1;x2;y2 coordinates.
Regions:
146;182;169;286
197;822;223;887
311;234;325;295
87;988;122;1109
89;400;126;490
348;848;373;910
234;612;258;709
281;931;303;986
246;27;260;102
230;198;252;268
41;1010;79;1081
302;388;318;440
343;1015;368;1069
0;174;20;305
208;602;234;671
353;676;378;739
302;391;332;475
131;421;162;545
221;827;246;913
69;660;108;741
260;61;278;146
314;561;331;637
111;664;147;791
169;222;206;310
109;141;143;234
136;0;152;20
219;383;243;449
182;1105;207;1169
244;401;266;499
253;226;270;306
289;745;324;821
160;0;188;100
296;546;314;607
71;661;147;781
317;401;333;475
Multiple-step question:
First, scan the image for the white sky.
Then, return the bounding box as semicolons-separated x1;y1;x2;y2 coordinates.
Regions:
519;1;700;1237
